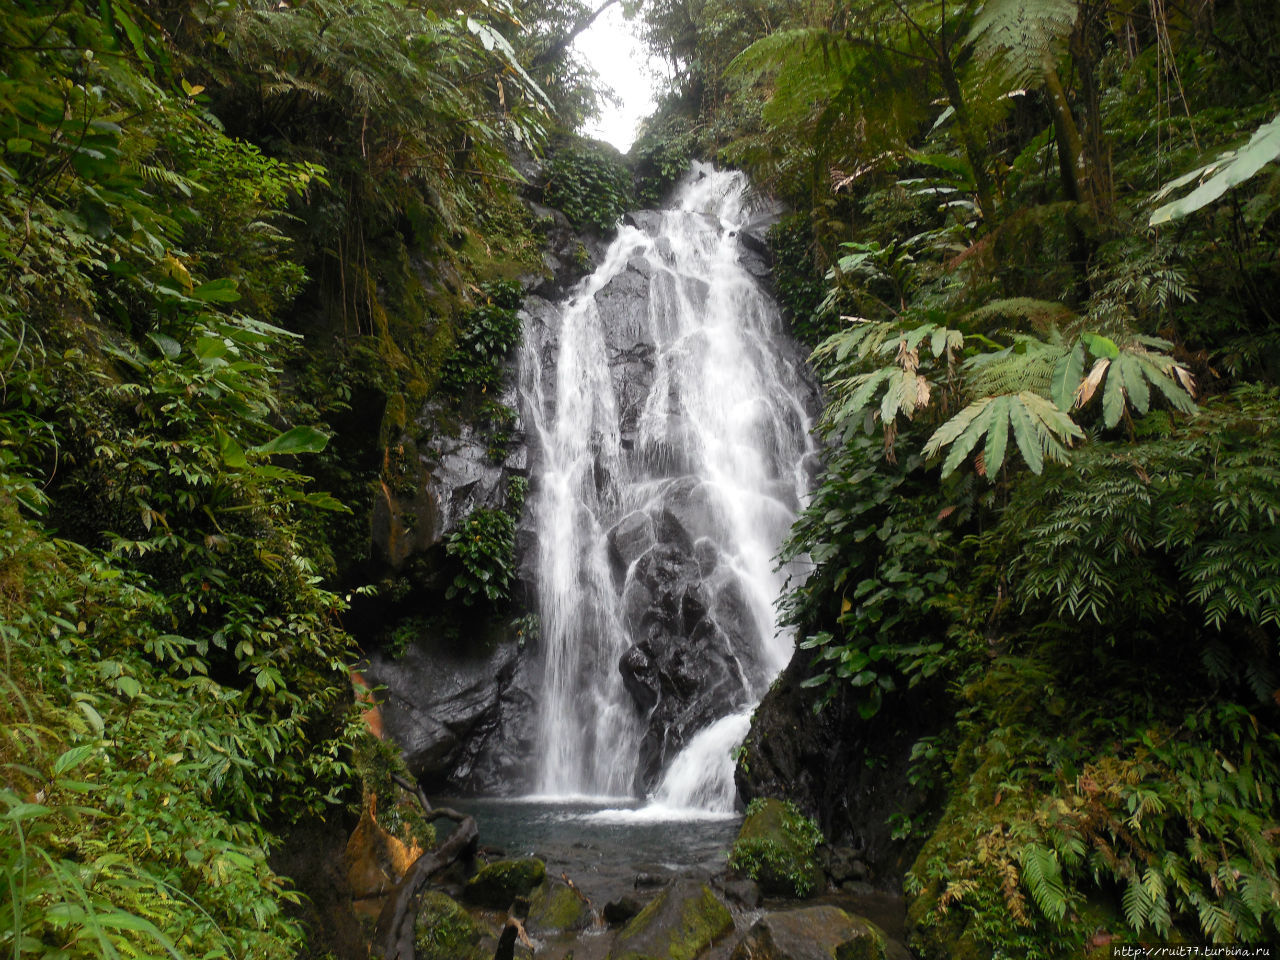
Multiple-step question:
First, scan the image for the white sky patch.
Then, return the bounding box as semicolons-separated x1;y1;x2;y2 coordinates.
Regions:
574;4;661;153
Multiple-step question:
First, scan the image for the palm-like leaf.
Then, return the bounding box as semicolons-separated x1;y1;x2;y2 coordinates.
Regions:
923;390;1083;477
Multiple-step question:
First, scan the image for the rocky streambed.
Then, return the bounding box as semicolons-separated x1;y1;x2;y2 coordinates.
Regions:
397;797;913;960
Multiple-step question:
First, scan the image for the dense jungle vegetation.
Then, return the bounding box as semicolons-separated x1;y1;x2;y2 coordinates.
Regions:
0;0;601;955
3;0;1280;956
622;0;1280;953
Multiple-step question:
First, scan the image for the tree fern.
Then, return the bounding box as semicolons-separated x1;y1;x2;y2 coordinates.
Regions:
967;0;1076;89
965;332;1072;399
923;391;1082;477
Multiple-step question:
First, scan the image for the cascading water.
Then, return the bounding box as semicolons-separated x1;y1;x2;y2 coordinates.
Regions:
520;164;816;811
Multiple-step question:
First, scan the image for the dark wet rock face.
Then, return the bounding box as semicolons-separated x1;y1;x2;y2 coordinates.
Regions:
363;632;539;794
736;652;946;886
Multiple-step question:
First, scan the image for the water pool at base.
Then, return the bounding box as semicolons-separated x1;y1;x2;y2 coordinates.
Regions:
443;796;742;908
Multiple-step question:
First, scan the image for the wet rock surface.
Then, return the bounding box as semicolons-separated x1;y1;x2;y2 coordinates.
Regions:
728;905;894;960
363;631;539;794
608;881;733;960
735;652;945;886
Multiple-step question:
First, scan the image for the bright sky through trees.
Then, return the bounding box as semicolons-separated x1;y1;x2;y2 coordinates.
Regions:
575;3;658;152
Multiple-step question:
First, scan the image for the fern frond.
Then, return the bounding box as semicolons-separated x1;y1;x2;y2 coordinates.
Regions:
1019;843;1069;923
965;333;1071;399
967;0;1077;89
924;391;1082;478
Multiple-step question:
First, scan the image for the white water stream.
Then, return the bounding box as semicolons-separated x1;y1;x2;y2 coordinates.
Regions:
521;165;815;813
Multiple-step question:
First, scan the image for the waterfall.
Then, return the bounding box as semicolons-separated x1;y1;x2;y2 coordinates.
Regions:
521;164;816;810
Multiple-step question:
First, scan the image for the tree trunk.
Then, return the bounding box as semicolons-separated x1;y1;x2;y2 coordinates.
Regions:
936;54;998;224
372;808;479;960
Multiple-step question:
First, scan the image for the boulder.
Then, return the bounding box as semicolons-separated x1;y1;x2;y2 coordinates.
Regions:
526;878;593;935
414;891;486;960
735;653;943;885
604;895;643;925
623;209;665;235
608;881;733;960
719;879;762;910
729;799;825;898
609;510;656;575
463;857;547;910
728;906;888;960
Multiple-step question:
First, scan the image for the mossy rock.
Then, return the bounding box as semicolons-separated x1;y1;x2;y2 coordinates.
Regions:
729;798;825;898
463;857;547;909
527;878;593;935
414;891;485;960
608;881;733;960
726;905;901;960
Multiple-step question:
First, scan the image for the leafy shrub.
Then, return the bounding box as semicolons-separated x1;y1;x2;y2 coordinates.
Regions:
631;114;696;207
729;798;825;897
444;473;528;608
542;134;634;233
439;280;524;400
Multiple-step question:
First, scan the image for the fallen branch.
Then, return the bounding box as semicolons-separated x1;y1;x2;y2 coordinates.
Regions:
372;808;478;960
390;772;433;814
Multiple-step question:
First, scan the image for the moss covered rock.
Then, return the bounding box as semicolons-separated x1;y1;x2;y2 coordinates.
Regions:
527;878;594;935
729;798;825;898
463;857;547;909
608;881;733;960
727;906;890;960
414;891;485;960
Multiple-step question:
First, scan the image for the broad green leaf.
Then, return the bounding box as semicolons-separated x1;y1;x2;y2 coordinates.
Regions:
1082;332;1119;359
983;403;1010;476
940;396;1004;477
1103;356;1127;428
216;427;247;468
3;802;49;821
53;744;97;775
1008;395;1044;474
1050;341;1085;410
252;426;329;456
302;491;350;512
1120;354;1150;414
146;332;181;359
923;395;992;461
116;675;141;698
191;277;241;303
1150;111;1280;224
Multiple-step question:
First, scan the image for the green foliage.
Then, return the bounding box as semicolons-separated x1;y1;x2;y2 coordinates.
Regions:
729;798;825;897
1005;388;1280;635
440;280;525;401
1151;110;1280;225
631;113;697;207
0;490;322;960
966;0;1076;88
767;214;834;345
542;134;634;233
444;475;527;606
906;656;1280;955
415;891;485;960
0;2;369;956
638;0;1280;954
